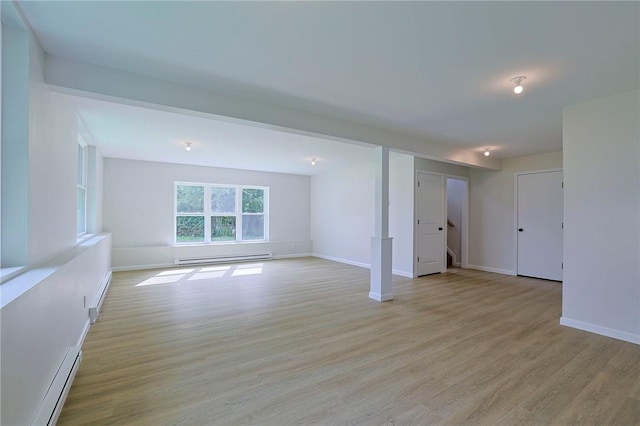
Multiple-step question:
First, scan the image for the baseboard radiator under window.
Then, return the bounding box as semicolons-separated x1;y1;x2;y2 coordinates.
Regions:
30;346;82;426
174;252;272;266
89;271;112;324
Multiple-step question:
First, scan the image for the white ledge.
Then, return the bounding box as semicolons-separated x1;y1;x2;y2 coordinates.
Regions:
0;234;110;309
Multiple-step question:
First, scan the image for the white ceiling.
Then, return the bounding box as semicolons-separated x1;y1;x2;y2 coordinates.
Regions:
71;95;374;176
19;1;640;171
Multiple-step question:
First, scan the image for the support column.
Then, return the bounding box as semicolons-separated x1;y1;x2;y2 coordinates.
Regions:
370;146;393;301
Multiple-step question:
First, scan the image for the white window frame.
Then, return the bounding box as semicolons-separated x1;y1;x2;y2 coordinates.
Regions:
77;138;88;236
174;182;269;245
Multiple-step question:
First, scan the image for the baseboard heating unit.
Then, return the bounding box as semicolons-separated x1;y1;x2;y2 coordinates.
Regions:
31;346;82;426
89;271;112;324
174;253;272;266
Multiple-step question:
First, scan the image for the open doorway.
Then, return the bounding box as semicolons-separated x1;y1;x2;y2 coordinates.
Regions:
446;176;468;270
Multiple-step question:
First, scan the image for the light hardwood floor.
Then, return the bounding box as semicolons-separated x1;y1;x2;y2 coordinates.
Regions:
59;258;640;425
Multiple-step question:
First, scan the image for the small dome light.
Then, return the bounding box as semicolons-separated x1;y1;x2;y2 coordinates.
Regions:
510;76;526;95
185;142;192;151
484;148;491;157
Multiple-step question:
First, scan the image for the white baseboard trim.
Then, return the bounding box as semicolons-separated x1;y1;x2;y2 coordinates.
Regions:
89;270;112;324
312;254;370;270
392;269;414;278
560;317;640;345
313;254;414;278
273;253;313;260
369;292;394;302
111;263;177;272
77;320;91;348
468;264;516;276
113;254;314;272
30;345;82;426
453;261;461;267
115;255;410;279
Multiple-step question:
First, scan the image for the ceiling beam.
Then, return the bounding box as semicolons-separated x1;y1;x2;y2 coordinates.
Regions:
45;55;501;170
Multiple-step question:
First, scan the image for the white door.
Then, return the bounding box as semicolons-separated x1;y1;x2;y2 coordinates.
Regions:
517;171;563;281
416;172;445;276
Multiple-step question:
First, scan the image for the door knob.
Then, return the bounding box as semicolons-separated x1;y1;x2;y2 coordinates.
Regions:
439;227;443;231
518;228;523;232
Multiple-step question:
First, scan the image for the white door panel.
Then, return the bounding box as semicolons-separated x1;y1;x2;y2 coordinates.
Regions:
517;171;563;281
416;172;444;276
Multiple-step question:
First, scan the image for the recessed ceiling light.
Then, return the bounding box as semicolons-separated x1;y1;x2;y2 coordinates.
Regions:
510;76;526;94
185;142;192;151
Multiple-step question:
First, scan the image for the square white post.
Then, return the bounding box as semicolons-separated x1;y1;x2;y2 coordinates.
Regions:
370;146;393;301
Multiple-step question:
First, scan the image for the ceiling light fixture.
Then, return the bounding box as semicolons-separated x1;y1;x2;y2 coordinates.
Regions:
311;158;316;166
484;148;491;157
185;142;192;151
510;76;526;94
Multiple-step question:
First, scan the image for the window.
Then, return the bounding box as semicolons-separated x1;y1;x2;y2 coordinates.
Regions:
175;183;268;244
77;140;87;235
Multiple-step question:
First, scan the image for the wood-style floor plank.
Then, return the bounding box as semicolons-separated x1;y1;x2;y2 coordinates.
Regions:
58;258;640;425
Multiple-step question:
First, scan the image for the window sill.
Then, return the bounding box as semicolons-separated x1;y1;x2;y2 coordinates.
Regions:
174;240;268;247
77;233;95;245
1;234;109;307
1;266;27;285
2;235;96;286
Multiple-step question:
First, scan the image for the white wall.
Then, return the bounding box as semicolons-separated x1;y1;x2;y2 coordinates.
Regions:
468;151;562;274
1;22;78;266
28;87;77;264
310;160;375;267
0;19;112;424
310;153;463;276
103;158;312;269
447;178;465;265
561;89;639;344
1;235;111;425
310;152;415;274
1;16;30;267
389;152;415;277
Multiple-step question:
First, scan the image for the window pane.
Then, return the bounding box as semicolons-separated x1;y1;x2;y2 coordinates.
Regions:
242;215;264;240
211;187;236;214
176;216;204;243
177;185;204;213
77;187;86;234
242;188;264;213
211;216;236;241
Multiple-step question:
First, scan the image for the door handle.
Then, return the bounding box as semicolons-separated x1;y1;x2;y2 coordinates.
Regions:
518;228;523;232
439;227;443;231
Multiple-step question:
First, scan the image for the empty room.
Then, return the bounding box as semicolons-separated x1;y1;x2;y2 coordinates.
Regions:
1;1;638;425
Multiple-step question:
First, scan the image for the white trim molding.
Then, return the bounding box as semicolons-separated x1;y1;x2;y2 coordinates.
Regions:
112;253;314;272
369;291;394;302
560;317;640;345
313;254;412;279
111;263;174;272
467;264;516;276
312;254;369;270
392;269;414;278
273;253;313;260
